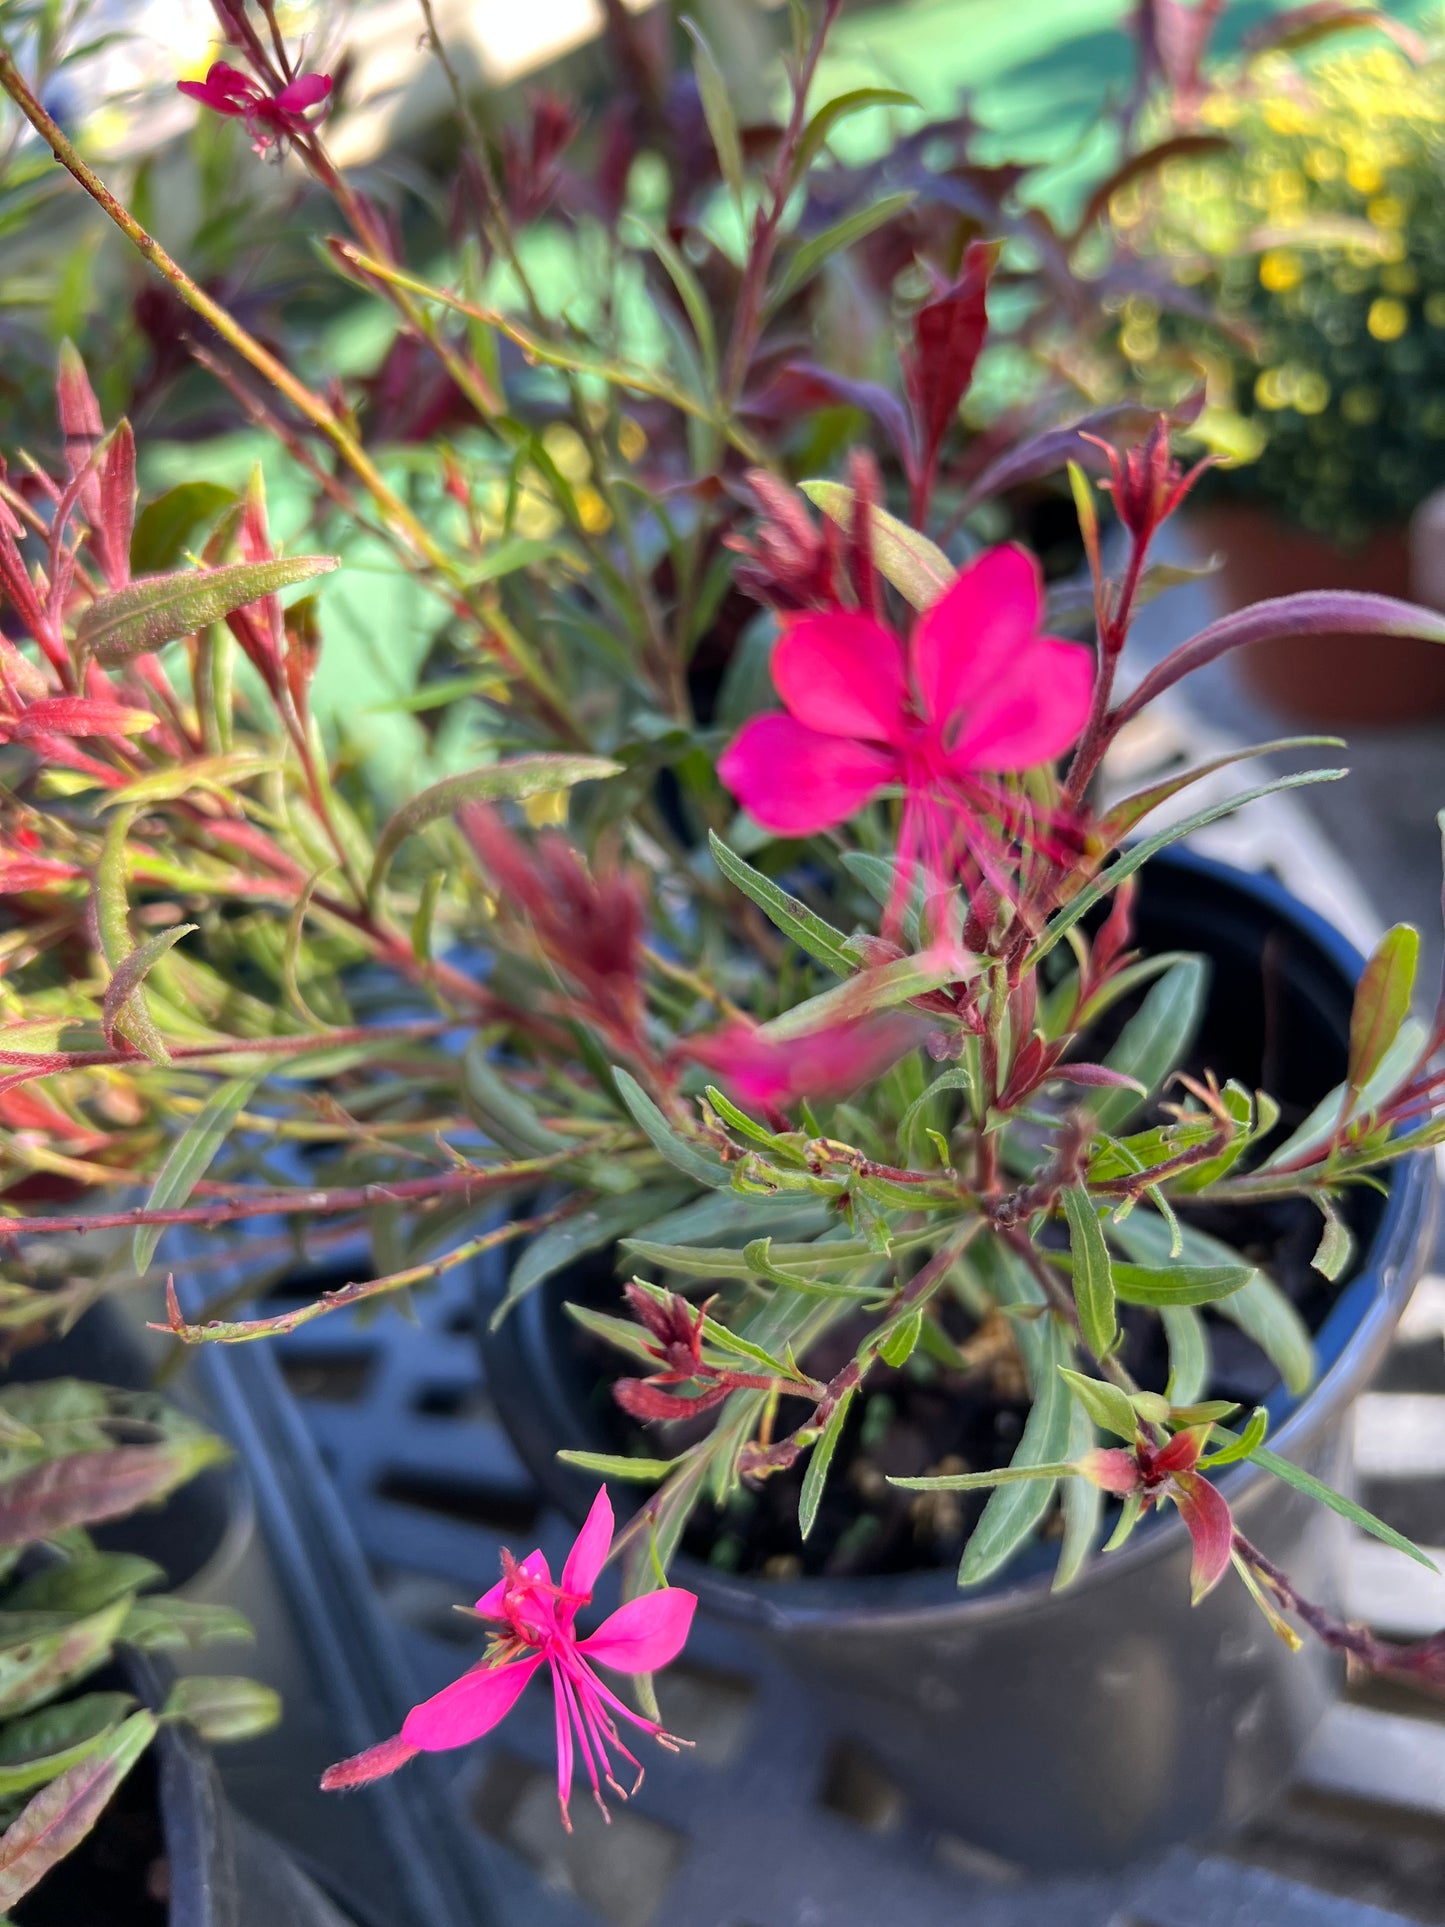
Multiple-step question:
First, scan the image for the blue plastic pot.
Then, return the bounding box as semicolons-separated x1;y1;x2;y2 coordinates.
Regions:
479;851;1439;1872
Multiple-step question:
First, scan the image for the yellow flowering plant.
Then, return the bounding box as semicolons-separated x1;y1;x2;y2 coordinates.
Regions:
1107;29;1445;543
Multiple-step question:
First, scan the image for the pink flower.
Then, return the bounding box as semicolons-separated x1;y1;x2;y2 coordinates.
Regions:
178;61;331;153
1081;1426;1234;1603
717;544;1093;908
680;1010;924;1118
321;1487;696;1829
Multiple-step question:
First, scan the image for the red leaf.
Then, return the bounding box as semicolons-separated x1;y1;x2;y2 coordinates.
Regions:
0;1445;217;1548
9;697;157;741
0;1711;156;1911
98;423;136;591
1172;1470;1234;1603
56;341;103;525
613;1378;730;1422
902;240;999;482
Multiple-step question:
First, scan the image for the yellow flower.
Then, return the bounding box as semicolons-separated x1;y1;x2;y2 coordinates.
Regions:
1367;296;1409;342
1259;249;1302;293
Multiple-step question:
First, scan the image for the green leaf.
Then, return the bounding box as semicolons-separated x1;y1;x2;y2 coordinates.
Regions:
1091;958;1206;1134
76;556;336;665
1248;1445;1438;1570
1218;1272;1314;1397
1347;924;1419;1096
628;218;718;385
1096;736;1345;845
1031;769;1350;969
0;1694;134;1798
768;193;916;312
1312;1197;1355;1282
613;1070;730;1189
556;1452;684;1484
99;751;280;811
704;1087;799;1156
707;832;854;977
369;754;620;897
878;1308;923;1367
682;18;744;202
161;1675;280;1743
1111;1260;1253;1307
960;1320;1072;1585
1261;1018;1427;1172
5;1554;162;1618
0;1710;156;1911
0;1601;131;1720
101;923;196;1062
129;481;237;573
800;481;955;608
119;1598;253;1650
133;1068;267;1272
1054;1400;1103;1592
1063;1185;1116;1358
467;536;568;587
794;87;918;178
890;1462;1081;1492
460;1043;569;1156
799;1387;856;1540
1161;1304;1210;1405
1200;1405;1268;1468
1058;1367;1136;1441
1171;1082;1260;1193
1103;1490;1145;1552
1112;1210;1314;1395
488;1186;690;1328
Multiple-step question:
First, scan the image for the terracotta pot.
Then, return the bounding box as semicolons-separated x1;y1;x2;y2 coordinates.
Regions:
1189;502;1445;726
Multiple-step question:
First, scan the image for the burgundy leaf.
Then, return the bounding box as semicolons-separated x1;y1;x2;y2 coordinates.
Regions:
1116;593;1445;725
960;393;1204;513
1241;3;1426;61
762;364;914;473
1049;1062;1149;1091
56;341;103;525
0;1444;221;1548
902;239;999;489
613;1378;730;1422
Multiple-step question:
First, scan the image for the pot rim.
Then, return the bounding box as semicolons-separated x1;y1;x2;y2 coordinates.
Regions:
492;850;1442;1636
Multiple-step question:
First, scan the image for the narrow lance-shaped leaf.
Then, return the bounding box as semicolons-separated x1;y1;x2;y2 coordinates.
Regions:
707;832;855;977
76;556;337;665
767;194;916;313
0;1441;226;1548
1053;1400;1104;1592
799;1387;856;1539
613;1069;730;1190
489;1186;691;1328
1111;1260;1252;1306
101;924;197;1053
0;1694;136;1798
1058;1366;1136;1441
0;1600;132;1721
1063;1185;1116;1358
793;86;918;179
369;755;620;897
133;1068;268;1272
1091;957;1206;1134
681;18;744;203
959;1319;1072;1585
800;480;956;608
0;1711;157;1912
1347;924;1419;1098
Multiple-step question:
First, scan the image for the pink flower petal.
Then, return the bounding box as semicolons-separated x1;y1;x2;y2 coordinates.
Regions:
401;1653;543;1751
579;1587;698;1675
275;72;332;113
1078;1447;1142;1495
950;636;1094;771
910;544;1042;729
717;713;896;836
772;611;907;742
475;1548;549;1617
560;1485;614;1606
1172;1472;1234;1604
685;1012;923;1113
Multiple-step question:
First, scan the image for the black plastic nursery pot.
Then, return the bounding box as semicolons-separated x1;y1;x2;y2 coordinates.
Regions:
478;849;1440;1874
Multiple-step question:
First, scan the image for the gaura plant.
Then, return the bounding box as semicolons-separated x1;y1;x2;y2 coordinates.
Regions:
0;1382;278;1910
2;0;1445;1829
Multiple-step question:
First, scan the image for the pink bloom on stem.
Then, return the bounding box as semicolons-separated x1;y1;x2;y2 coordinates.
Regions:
716;544;1093;911
178;60;331;153
1080;1424;1234;1603
680;1010;924;1119
320;1487;696;1829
